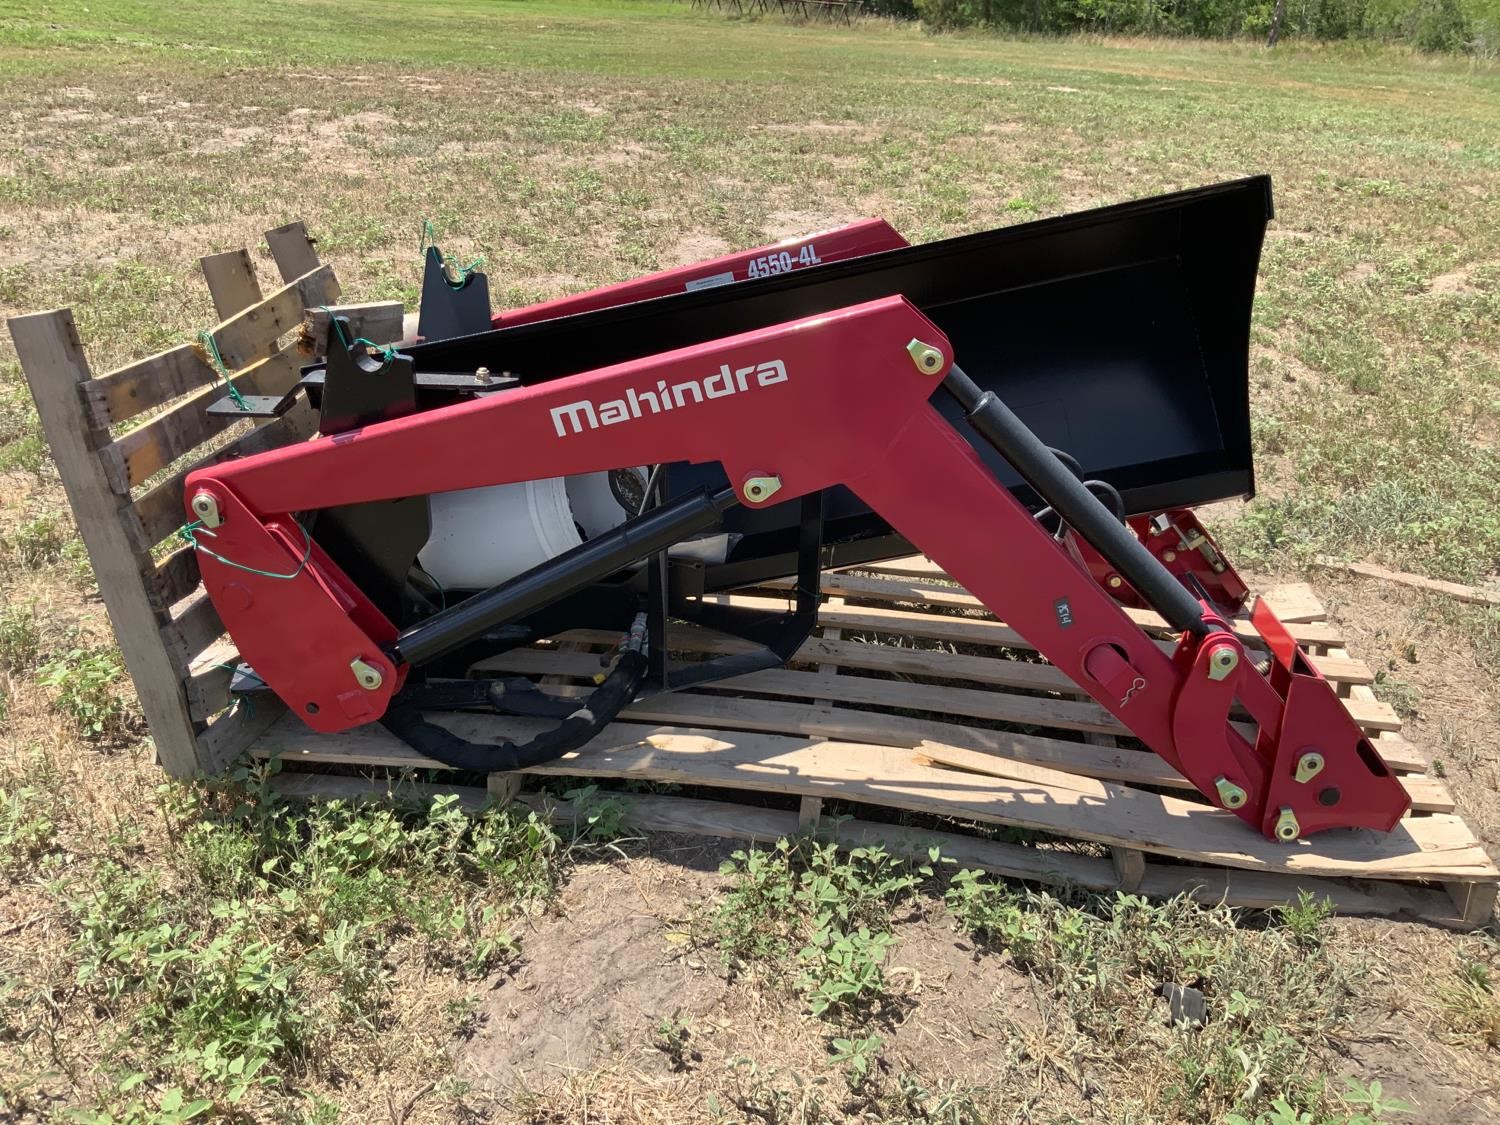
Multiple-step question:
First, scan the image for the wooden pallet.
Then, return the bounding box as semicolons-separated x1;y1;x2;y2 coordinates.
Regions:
10;227;1497;930
8;221;403;779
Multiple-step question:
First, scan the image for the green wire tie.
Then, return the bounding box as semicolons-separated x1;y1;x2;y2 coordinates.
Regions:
210;662;256;719
197;330;250;411
419;218;484;290
177;519;314;581
321;306;399;372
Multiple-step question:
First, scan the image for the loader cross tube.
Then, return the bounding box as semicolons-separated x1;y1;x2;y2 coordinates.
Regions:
184;294;1409;841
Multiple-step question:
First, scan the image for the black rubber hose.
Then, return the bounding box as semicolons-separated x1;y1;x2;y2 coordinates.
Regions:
1047;447;1085;481
380;651;647;773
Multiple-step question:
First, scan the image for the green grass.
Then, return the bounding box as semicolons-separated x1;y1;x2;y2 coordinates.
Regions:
704;837;1408;1123
0;757;570;1119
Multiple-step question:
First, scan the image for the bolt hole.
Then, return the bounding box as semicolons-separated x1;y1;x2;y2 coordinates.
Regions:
305;702;320;715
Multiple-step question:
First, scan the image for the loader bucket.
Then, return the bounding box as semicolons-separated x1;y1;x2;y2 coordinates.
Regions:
407;177;1272;590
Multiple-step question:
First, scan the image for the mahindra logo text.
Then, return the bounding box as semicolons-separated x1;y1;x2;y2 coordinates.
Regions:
550;359;788;438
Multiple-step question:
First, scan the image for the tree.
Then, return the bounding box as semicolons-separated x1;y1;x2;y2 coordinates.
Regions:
1267;0;1288;44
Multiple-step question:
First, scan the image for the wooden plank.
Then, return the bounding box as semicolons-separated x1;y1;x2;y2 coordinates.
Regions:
207;265;339;371
1319;558;1500;608
195;696;286;774
721;592;1350;666
200;248;264;321
760;573;1347;648
917;737;1447;813
577;625;1368;694
487;772;523;807
799;597;845;830
1308;653;1374;686
480;648;1125;736
478;644;1425;778
1135;864;1473;927
146;547;200;616
299;302;405;359
124;397;319;552
7;310;202;777
1446;880;1498;927
270;774;1478;926
272;771;491;811
185;636;239;720
857;566;1335;628
264;220;321;283
78;344;220;431
271;774;1115;890
107;349;303;490
1259;582;1327;623
480;645;1401;738
860;555;942;579
1111;845;1146;892
251;712;1498;882
161;590;225;671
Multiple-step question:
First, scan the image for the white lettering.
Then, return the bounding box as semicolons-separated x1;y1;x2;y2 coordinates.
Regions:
703;365;735;399
756;359;787;387
550;356;790;438
550;399;597;436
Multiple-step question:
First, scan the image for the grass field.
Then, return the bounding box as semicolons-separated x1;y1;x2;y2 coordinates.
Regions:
1;1;1498;1121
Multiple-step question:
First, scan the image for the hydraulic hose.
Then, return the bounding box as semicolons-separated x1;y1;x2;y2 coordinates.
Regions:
381;650;647;773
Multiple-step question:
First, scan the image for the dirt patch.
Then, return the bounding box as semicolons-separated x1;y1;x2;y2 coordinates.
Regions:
456;841;732;1089
313;110;399;137
1316;576;1500;855
879;916;1045;1084
1427;265;1477;295
666;233;731;266
764;208;866;242
192;125;266;154
762;120;875;142
454;848;1072;1114
1333;919;1500;1121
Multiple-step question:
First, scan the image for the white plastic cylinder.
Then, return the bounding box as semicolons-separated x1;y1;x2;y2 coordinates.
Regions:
418;477;581;590
565;470;638;540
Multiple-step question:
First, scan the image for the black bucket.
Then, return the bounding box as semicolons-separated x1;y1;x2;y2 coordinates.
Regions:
408;176;1272;590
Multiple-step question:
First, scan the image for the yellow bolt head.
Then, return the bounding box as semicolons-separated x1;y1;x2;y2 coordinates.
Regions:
1293;751;1325;784
190;491;222;529
906;339;945;375
350;659;383;691
1206;644;1239;681
1214;776;1248;809
742;475;782;504
1274;806;1301;842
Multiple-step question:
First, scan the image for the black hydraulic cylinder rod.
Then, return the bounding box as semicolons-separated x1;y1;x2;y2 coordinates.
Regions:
394;486;738;667
942;364;1210;638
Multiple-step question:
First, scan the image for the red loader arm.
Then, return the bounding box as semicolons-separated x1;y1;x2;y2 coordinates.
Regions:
185;295;1409;842
493;219;908;327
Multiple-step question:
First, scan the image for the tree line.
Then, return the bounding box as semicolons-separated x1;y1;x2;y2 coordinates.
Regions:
856;0;1498;54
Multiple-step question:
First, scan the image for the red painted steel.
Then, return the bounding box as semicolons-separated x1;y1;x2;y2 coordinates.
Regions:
1066;508;1250;613
492;218;907;328
186;295;1410;840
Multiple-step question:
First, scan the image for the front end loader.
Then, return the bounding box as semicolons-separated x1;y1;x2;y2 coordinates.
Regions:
183;176;1410;844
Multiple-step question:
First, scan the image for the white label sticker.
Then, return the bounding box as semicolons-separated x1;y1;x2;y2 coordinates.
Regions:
684;271;736;292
